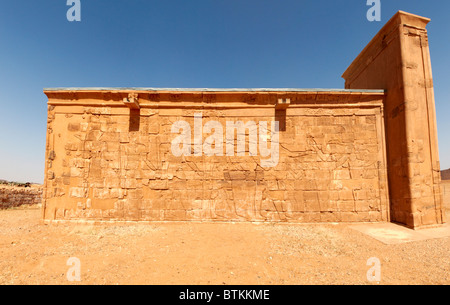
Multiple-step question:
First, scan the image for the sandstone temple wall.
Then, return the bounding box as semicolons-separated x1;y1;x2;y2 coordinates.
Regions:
42;11;446;229
343;11;445;228
42;90;389;223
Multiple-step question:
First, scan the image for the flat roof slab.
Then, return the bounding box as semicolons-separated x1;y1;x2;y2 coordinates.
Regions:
43;87;386;93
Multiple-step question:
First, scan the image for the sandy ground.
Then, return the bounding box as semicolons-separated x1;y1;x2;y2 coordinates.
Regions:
0;205;448;285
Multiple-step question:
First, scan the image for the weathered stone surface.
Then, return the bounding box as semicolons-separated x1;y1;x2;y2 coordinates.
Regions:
42;88;389;224
41;11;444;229
342;11;445;228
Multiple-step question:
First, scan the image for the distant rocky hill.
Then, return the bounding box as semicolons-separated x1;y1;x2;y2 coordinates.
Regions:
441;169;450;180
0;179;39;188
0;183;43;209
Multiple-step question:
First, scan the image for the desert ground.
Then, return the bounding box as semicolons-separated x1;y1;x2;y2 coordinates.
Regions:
0;190;449;285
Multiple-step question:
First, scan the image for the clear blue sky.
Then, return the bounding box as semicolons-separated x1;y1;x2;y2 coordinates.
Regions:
0;0;449;183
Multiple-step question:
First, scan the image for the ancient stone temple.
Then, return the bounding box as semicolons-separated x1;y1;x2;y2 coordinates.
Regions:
42;11;445;229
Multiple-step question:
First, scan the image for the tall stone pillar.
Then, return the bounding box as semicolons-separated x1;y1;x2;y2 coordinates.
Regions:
343;11;445;228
